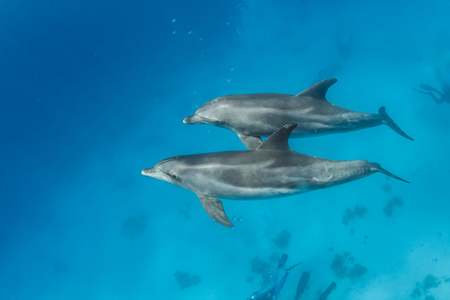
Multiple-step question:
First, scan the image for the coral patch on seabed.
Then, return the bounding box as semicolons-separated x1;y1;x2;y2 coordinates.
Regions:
121;215;148;240
342;205;368;225
409;274;450;299
250;257;271;275
383;197;404;217
174;270;202;290
249;256;273;285
330;252;367;279
272;229;292;249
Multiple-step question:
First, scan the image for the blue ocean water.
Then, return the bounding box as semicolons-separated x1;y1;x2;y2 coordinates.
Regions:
1;0;450;299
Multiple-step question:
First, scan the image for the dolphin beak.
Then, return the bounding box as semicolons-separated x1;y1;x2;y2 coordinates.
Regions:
141;168;156;177
183;114;203;124
141;168;172;182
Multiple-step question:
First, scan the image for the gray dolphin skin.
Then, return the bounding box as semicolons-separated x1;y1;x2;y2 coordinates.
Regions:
141;124;408;227
183;78;414;150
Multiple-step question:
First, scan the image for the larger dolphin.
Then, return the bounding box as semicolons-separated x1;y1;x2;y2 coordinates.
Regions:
141;124;408;227
184;78;414;150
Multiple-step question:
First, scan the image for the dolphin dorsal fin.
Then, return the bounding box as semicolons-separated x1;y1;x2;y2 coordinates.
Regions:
255;123;297;151
297;78;337;100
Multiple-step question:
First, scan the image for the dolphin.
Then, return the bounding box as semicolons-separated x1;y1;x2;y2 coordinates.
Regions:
183;78;414;150
141;124;408;227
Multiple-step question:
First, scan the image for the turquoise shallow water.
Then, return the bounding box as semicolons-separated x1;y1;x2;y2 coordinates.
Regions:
1;1;450;299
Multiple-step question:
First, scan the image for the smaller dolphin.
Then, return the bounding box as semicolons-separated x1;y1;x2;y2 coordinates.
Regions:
184;78;413;150
141;124;408;227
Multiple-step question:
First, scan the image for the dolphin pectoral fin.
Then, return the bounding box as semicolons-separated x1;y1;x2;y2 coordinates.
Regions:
297;78;337;100
197;194;233;227
378;106;414;141
238;134;263;150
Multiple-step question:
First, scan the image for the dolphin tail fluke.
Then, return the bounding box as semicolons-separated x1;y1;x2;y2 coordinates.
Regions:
197;194;233;227
373;164;410;183
378;106;414;141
